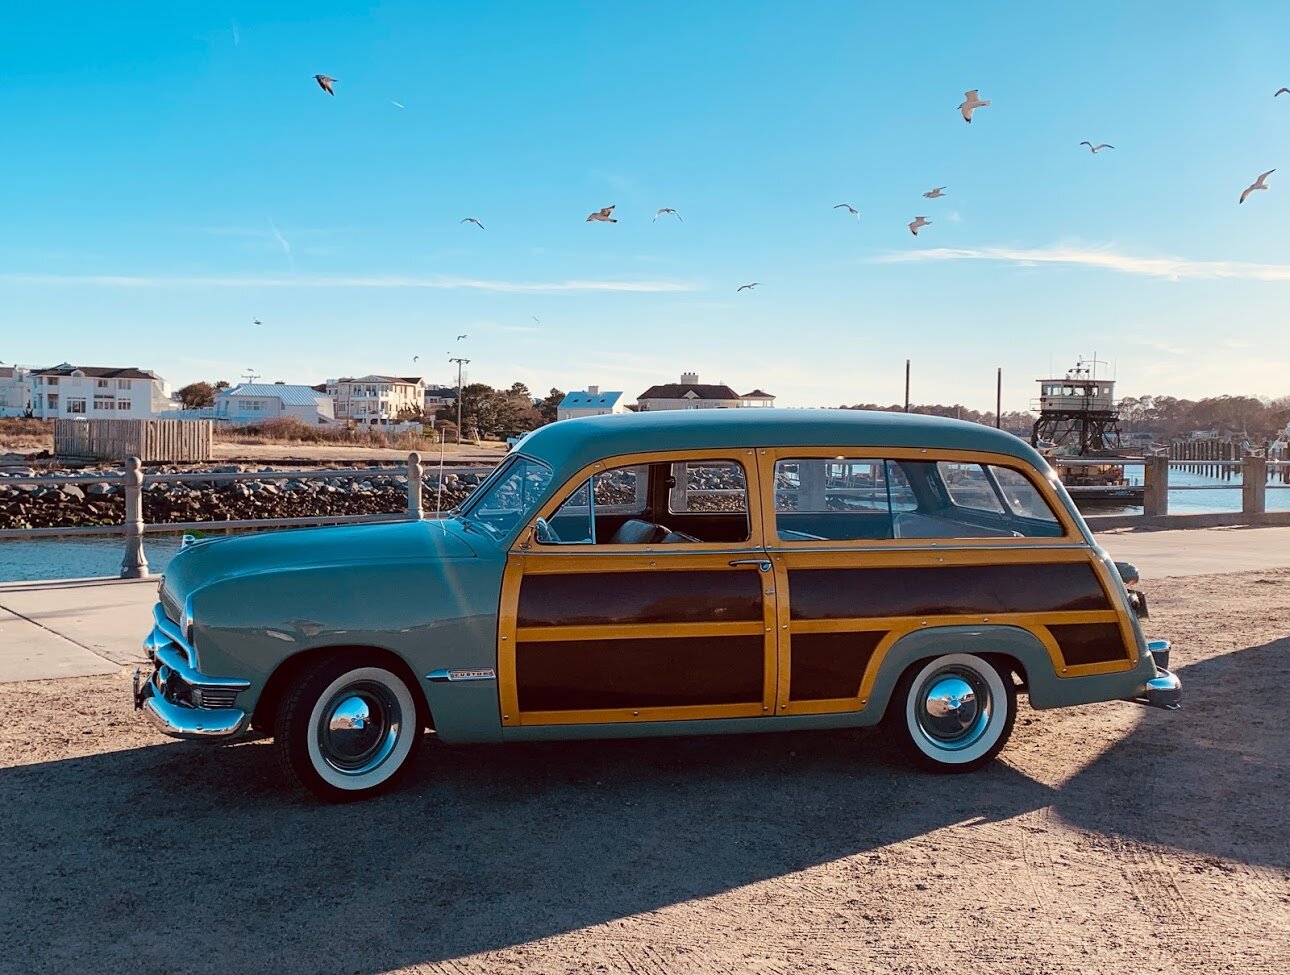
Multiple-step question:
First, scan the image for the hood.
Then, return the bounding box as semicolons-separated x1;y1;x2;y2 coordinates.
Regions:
161;518;478;606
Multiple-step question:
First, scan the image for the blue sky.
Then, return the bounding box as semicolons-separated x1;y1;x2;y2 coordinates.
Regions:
2;1;1288;410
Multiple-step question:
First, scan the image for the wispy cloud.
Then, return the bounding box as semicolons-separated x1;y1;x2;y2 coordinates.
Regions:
268;219;293;267
230;19;240;46
875;244;1290;282
0;273;699;294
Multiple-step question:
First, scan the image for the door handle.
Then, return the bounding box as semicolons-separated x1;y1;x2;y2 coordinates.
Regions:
729;559;772;572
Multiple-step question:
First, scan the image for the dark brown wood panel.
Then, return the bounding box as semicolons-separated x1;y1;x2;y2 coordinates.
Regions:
516;636;765;711
1049;623;1130;666
789;631;885;701
788;563;1110;620
517;570;763;627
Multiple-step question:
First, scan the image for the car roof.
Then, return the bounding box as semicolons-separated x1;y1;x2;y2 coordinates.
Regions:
517;409;1046;480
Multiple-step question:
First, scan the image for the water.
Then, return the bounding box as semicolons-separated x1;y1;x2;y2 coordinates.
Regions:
2;470;1287;582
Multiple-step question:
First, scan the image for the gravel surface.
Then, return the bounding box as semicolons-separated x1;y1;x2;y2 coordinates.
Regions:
0;570;1286;974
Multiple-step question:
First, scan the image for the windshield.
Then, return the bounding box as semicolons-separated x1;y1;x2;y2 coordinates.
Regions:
459;455;554;540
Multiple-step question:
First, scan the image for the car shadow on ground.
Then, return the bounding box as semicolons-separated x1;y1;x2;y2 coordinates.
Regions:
1055;637;1289;870
1;723;1055;973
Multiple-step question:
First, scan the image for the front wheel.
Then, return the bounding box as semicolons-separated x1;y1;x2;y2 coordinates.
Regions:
275;657;423;801
888;653;1016;773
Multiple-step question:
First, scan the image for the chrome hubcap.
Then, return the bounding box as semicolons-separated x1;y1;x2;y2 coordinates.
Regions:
317;681;402;775
915;668;992;750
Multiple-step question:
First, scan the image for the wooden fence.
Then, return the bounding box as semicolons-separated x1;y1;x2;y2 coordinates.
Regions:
54;418;213;463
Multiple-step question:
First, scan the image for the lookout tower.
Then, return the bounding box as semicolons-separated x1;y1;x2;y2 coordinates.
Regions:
1031;359;1123;456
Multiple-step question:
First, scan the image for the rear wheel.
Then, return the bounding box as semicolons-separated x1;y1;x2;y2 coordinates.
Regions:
888;653;1016;773
275;656;422;801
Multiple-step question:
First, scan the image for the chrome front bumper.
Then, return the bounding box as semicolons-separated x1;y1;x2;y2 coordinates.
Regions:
1126;640;1182;711
134;603;251;739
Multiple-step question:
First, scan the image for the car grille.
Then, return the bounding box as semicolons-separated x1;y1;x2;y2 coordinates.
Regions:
194;688;240;709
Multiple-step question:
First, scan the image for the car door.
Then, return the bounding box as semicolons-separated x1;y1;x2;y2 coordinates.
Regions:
496;449;780;729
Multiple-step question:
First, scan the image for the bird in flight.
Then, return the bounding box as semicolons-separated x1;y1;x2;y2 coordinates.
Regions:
1239;169;1275;204
1080;142;1115;153
909;216;932;236
531;316;541;325
314;74;336;96
736;282;759;292
922;187;947;199
586;205;617;223
958;89;990;123
456;334;468;341
653;208;682;222
833;203;859;217
413;355;420;362
251;318;262;326
1276;88;1289;97
460;217;485;230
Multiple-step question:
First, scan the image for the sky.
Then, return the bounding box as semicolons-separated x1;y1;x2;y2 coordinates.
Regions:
2;1;1289;412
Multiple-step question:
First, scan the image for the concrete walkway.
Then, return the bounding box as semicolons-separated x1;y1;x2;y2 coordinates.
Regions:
0;526;1287;684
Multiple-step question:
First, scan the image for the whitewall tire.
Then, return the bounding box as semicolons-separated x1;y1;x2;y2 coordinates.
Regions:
890;653;1016;773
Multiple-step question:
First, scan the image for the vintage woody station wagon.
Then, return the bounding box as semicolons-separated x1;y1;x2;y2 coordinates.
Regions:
136;410;1180;800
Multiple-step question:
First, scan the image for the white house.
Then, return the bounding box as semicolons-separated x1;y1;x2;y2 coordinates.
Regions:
0;365;33;417
215;383;335;426
29;364;172;420
326;375;426;426
424;384;457;414
557;385;627;421
636;372;775;411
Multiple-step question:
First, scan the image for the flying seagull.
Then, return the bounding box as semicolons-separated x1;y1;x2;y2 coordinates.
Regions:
958;89;990;123
456;334;468;341
413;355;419;362
736;282;759;292
909;216;932;236
833;203;859;217
1276;88;1289;97
922;186;947;199
1080;141;1115;153
460;217;485;230
531;316;541;325
1239;169;1275;204
586;205;617;223
314;74;336;96
252;318;262;326
653;208;682;222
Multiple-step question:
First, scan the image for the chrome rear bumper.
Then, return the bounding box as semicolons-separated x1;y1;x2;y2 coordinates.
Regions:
134;603;251;740
1125;640;1181;711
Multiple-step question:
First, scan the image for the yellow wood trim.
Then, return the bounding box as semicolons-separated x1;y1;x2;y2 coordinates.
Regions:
512;551;766;574
497;558;524;726
519;702;766;726
1029;623;1135;677
773;546;1094;570
510;447;765;554
515;620;765;643
779;627;906;715
771;556;793;712
1087;556;1142;666
753;445;1083;544
790;610;1122;633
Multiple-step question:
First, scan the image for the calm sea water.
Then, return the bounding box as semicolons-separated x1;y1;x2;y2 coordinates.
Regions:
1;470;1286;582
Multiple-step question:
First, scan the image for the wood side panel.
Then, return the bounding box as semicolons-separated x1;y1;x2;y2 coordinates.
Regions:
517;570;764;627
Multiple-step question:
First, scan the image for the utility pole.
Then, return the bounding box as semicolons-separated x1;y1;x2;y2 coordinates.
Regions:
241;369;261;385
449;357;470;443
996;367;1002;429
904;359;911;413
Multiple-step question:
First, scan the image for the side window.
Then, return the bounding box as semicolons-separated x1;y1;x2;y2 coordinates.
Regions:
989;466;1062;526
936;462;1004;513
667;461;748;514
774;459;894;541
541;464;648;545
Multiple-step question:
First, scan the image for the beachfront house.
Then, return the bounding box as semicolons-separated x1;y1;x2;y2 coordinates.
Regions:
215;383;336;426
326;375;426;426
635;372;775;411
0;365;33;417
28;364;172;420
556;386;627;421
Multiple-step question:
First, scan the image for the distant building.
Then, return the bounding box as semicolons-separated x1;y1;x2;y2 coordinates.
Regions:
29;363;171;420
424;383;457;414
636;372;774;411
215;383;335;426
326;375;426;425
557;385;627;421
0;365;33;417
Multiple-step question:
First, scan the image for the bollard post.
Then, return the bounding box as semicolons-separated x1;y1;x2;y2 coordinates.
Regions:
1143;455;1169;518
407;451;424;519
1242;453;1267;517
120;456;150;578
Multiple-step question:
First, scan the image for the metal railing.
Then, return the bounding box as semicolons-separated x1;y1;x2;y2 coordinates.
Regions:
0;453;496;578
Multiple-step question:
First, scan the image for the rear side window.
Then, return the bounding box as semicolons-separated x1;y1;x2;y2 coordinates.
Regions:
991;466;1060;524
668;461;748;514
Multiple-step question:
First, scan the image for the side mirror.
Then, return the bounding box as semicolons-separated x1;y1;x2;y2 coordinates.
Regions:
1114;561;1139;587
533;518;553;544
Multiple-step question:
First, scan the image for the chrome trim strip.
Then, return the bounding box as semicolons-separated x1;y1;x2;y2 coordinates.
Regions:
426;667;497;683
152;603;195;665
153;645;251;691
139;681;248;738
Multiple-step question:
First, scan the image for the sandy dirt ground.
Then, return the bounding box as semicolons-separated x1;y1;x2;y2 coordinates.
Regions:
0;571;1286;974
